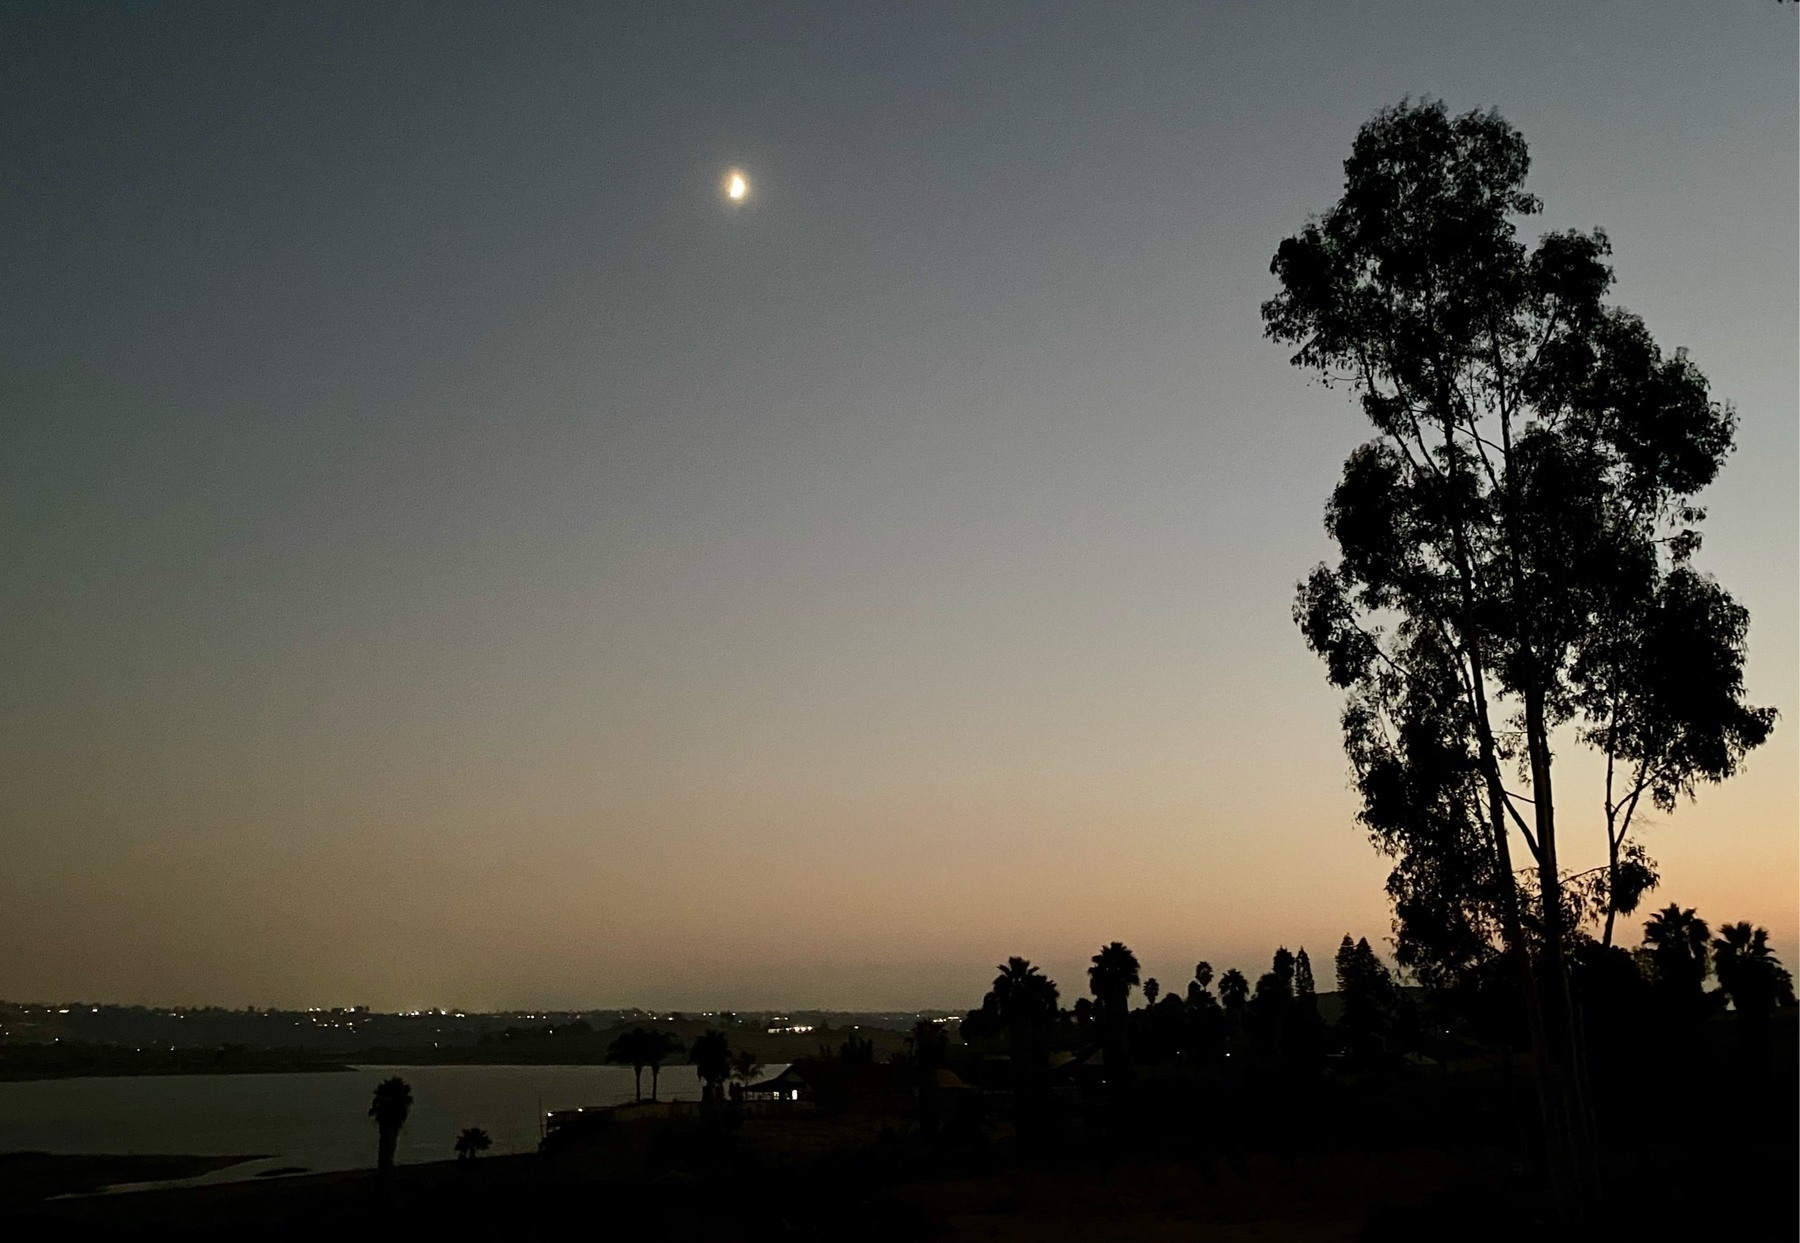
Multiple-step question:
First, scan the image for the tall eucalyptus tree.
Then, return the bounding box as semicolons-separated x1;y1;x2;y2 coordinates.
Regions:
1265;98;1773;1200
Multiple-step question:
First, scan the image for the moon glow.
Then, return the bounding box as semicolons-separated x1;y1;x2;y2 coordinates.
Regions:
725;170;748;202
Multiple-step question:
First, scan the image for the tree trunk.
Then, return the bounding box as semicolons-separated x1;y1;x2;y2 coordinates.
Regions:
633;1066;643;1102
377;1124;397;1174
1601;828;1621;949
650;1064;660;1101
1524;687;1600;1213
1459;572;1588;1221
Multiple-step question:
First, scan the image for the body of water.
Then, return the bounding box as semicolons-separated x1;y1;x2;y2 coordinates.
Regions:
0;1063;760;1185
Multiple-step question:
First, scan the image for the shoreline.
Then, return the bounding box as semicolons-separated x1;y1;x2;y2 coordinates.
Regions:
1;1152;269;1206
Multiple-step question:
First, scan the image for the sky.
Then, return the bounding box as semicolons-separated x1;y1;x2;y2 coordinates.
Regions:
2;2;1794;1012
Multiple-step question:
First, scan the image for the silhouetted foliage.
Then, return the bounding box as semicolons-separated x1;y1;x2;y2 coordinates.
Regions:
368;1075;412;1175
836;1031;875;1065
605;1028;652;1102
605;1027;683;1101
1217;968;1248;1035
986;958;1059;1073
1182;962;1224;1058
1335;936;1397;1062
644;1029;684;1098
1641;903;1714;1026
1088;942;1141;1070
689;1028;733;1107
1071;996;1095;1042
730;1047;763;1086
1248;948;1297;1060
1712;921;1795;1067
453;1127;491;1160
1266;97;1773;1204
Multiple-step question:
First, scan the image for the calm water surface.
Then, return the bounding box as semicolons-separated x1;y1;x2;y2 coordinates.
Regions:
0;1063;769;1185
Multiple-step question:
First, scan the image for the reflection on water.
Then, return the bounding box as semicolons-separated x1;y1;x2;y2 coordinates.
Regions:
0;1063;760;1185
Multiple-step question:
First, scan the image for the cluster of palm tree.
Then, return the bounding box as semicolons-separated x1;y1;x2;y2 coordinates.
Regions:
603;1023;765;1108
959;912;1794;1084
604;1026;684;1101
964;940;1347;1077
368;1077;500;1169
689;1029;733;1106
1636;905;1793;1051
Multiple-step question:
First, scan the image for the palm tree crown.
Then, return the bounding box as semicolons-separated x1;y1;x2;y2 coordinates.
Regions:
1643;904;1712;993
1218;968;1249;1012
689;1029;733;1101
1088;941;1141;1011
607;1027;683;1101
369;1075;413;1127
1712;921;1795;1019
992;957;1060;1026
454;1127;491;1160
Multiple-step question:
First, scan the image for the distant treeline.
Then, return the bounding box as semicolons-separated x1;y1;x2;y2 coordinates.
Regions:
0;1003;937;1059
0;1042;351;1081
351;1016;912;1069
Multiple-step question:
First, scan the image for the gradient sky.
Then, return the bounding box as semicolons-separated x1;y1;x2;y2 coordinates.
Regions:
3;2;1794;1011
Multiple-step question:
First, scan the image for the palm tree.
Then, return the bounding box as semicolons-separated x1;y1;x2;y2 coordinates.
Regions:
644;1029;684;1101
453;1127;491;1160
730;1047;764;1086
1088;942;1141;1015
989;957;1060;1071
368;1076;412;1174
1218;968;1249;1016
1642;904;1713;998
1712;921;1795;1061
1186;962;1219;1012
606;1028;652;1101
988;957;1061;1141
1088;941;1141;1065
1143;978;1160;1007
992;958;1059;1027
689;1028;733;1107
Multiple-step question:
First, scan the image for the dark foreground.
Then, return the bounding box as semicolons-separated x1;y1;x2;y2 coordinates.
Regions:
6;1078;1794;1241
0;1152;261;1204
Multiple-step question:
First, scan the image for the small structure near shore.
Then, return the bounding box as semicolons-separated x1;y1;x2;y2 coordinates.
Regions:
741;1064;811;1104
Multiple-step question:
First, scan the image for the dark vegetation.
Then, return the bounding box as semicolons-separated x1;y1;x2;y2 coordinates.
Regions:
12;919;1793;1236
368;1075;412;1175
0;1005;922;1079
1267;97;1780;1223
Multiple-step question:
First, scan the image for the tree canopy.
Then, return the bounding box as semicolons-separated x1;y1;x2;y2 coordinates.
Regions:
1268;96;1772;979
1265;97;1773;1201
